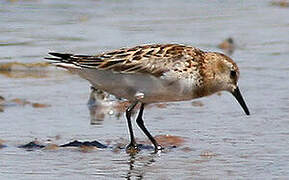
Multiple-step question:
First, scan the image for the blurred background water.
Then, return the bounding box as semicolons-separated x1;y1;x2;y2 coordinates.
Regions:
0;0;289;179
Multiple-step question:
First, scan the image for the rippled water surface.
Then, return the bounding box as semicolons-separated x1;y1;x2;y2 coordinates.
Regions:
1;0;289;179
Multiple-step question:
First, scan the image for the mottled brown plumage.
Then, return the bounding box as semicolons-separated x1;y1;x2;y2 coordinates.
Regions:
46;43;250;153
48;44;204;77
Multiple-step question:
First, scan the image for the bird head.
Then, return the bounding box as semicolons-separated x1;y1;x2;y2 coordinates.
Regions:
203;52;250;115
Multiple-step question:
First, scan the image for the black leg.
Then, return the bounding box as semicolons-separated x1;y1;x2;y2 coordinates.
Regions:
136;103;163;152
125;101;139;153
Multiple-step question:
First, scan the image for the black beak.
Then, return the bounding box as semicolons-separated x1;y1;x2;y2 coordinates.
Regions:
232;86;250;115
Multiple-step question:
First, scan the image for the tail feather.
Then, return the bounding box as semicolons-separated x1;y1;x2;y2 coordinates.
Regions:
44;57;63;61
45;52;80;69
45;52;73;63
48;52;73;60
45;52;103;69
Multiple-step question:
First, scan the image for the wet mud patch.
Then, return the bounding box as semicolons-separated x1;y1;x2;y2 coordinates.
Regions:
154;135;186;147
0;62;67;78
15;135;186;153
191;101;204;107
10;98;51;108
270;0;289;7
0;62;50;78
218;37;236;55
0;96;50;112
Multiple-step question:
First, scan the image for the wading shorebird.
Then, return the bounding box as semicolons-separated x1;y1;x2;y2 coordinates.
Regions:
46;44;250;153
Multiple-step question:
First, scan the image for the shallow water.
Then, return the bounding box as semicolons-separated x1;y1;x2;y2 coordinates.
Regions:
1;0;289;179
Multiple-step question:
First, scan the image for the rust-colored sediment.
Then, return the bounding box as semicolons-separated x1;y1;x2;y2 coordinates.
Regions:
10;98;50;108
44;144;59;150
32;103;51;108
0;139;5;148
180;147;194;152
271;0;289;7
191;101;204;107
200;150;217;158
79;145;97;153
154;135;185;147
218;38;235;55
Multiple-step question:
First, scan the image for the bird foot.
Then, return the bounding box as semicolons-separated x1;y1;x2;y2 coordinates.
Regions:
126;143;140;154
154;145;163;153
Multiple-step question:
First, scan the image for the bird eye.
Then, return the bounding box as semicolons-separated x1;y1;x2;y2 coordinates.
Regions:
230;70;236;78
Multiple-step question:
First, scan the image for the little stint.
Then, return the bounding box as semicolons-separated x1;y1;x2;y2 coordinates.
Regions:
46;44;250;153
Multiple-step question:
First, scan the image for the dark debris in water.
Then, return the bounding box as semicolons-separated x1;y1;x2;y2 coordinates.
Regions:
18;141;45;150
60;140;108;149
0;139;7;149
0;144;7;148
17;140;108;150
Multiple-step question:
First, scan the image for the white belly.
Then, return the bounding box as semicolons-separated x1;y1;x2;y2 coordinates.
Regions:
77;69;194;103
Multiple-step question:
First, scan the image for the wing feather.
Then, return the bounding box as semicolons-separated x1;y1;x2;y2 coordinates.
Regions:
46;44;204;77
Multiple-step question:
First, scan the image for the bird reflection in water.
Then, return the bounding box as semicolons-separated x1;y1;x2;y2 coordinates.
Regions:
88;87;135;125
0;96;5;112
124;154;156;180
87;87;168;126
